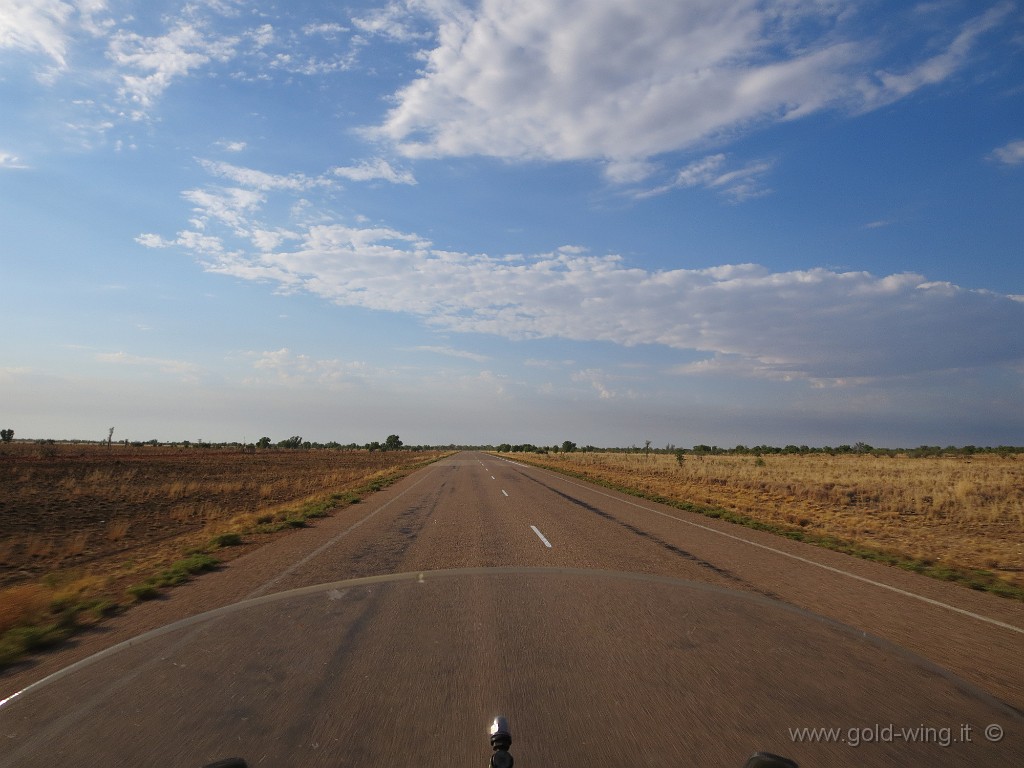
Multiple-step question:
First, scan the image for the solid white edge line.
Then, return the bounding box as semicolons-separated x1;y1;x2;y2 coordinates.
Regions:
494;457;1023;635
531;525;553;548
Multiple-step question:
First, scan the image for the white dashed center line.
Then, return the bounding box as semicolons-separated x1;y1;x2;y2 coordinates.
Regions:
530;525;552;548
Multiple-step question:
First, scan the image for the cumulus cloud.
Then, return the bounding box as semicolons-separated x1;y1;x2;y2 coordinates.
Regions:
368;0;1011;178
989;139;1024;166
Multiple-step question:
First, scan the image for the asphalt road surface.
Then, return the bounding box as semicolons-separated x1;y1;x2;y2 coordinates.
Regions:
1;452;1021;767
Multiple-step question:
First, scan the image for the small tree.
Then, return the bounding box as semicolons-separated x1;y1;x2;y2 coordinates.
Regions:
561;440;577;453
384;434;403;451
256;436;271;449
674;448;685;467
0;429;13;442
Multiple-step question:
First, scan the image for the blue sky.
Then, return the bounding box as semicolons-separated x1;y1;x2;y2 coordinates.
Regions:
2;0;1023;447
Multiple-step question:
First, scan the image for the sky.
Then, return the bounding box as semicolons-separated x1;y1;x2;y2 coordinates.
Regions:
1;0;1023;448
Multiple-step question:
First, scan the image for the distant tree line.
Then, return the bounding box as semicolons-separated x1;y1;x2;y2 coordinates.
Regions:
8;431;1023;458
492;441;1024;457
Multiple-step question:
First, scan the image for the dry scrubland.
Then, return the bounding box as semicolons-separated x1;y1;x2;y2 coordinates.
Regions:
0;443;448;663
506;451;1023;595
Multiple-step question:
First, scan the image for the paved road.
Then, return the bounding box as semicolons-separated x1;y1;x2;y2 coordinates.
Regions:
1;452;1021;766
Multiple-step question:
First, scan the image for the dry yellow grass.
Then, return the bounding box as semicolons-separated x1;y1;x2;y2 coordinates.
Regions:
506;451;1024;591
0;444;450;587
0;585;50;635
0;445;451;664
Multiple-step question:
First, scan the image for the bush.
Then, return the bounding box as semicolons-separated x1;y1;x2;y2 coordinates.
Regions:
209;532;243;548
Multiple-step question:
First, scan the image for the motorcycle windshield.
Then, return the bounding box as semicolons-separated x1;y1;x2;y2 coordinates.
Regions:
0;568;1018;767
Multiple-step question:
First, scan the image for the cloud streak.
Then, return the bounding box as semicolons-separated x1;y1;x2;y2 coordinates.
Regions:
635;154;774;201
0;0;78;67
369;0;1012;178
139;162;1024;384
332;158;416;185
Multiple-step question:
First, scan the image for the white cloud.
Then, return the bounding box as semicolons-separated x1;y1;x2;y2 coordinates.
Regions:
214;140;247;153
74;0;110;36
571;369;617;400
248;23;274;49
183;221;1024;381
250;228;300;252
332;158;416;185
368;1;1010;177
864;3;1013;106
108;22;238;117
269;48;358;75
143;153;1024;386
183;186;265;233
863;219;894;230
351;2;432;42
636;154;773;200
198;159;333;192
135;233;171;248
989;139;1024;166
0;0;76;67
303;22;348;37
0;151;28;169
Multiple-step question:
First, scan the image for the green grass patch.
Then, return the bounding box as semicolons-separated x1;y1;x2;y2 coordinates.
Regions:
126;553;220;601
208;532;243;548
0;621;77;666
0;604;81;666
126;582;161;601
